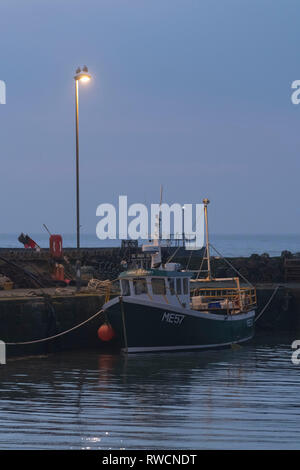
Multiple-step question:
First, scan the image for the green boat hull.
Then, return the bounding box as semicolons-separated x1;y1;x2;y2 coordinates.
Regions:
103;297;255;353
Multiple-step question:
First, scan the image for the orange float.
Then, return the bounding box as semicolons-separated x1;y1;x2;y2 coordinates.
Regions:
97;323;115;342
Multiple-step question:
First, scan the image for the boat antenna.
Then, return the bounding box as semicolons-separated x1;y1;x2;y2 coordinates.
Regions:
159;184;163;241
203;198;212;280
144;186;163;268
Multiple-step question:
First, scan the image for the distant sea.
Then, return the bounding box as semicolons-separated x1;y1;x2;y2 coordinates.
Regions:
1;233;300;257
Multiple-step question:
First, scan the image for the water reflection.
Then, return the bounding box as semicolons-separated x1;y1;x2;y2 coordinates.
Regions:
0;332;299;449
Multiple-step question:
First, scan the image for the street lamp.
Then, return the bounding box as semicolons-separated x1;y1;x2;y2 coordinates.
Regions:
74;66;91;292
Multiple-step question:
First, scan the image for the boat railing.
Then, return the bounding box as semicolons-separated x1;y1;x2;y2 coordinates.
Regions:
191;286;257;311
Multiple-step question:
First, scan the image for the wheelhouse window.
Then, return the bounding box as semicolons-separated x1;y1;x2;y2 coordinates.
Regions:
134;278;147;295
168;278;175;295
183;278;188;295
151;278;166;295
121;279;130;296
176;278;182;295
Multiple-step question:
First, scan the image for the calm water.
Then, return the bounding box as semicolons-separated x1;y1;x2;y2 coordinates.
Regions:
0;332;299;450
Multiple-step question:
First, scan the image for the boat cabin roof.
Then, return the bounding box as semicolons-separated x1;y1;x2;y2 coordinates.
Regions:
119;268;193;279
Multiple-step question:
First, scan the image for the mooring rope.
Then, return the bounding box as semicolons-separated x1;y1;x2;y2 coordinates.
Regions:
199;243;282;324
166;245;181;264
196;246;207;279
3;276;281;346
209;243;254;287
254;286;280;323
6;308;104;346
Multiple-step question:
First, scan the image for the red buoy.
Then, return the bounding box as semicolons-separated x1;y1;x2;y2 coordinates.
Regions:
49;234;63;259
97;323;115;342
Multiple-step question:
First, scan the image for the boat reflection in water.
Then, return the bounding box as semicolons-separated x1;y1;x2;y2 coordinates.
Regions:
0;332;297;450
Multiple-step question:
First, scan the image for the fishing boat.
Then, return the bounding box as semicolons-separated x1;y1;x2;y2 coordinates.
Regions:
100;199;256;353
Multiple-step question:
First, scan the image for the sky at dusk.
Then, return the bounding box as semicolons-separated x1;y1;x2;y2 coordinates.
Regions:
0;0;300;238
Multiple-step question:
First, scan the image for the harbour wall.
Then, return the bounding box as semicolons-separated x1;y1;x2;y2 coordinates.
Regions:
0;291;105;358
0;283;299;360
0;248;300;359
0;247;295;286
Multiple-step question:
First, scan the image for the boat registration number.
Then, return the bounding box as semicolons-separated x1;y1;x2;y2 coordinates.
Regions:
162;312;185;325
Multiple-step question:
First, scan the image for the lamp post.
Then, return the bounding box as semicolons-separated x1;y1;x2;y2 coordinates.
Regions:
74;66;91;292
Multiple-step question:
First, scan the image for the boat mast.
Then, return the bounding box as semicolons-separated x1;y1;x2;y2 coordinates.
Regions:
153;185;163;246
203;198;212;280
159;184;163;242
145;185;163;268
